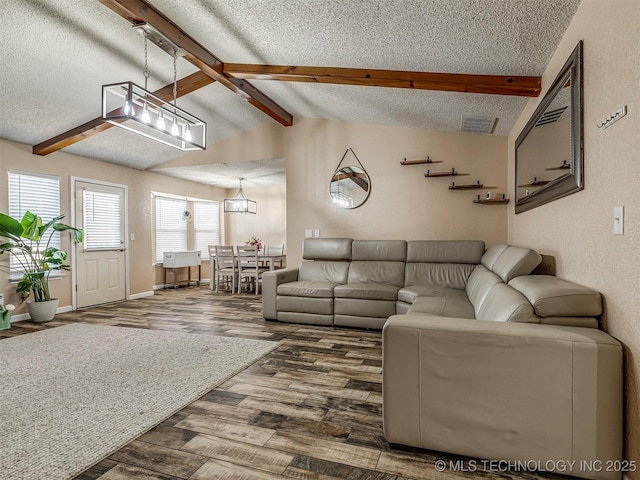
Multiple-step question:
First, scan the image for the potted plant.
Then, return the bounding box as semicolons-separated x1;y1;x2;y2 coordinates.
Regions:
0;211;83;322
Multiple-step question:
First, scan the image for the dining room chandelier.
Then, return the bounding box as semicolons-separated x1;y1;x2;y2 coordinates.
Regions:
101;29;206;151
224;178;257;214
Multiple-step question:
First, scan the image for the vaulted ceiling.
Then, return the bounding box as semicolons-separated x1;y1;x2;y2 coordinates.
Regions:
0;0;580;186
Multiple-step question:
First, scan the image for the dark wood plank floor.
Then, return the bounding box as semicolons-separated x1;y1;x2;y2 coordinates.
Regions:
2;288;563;480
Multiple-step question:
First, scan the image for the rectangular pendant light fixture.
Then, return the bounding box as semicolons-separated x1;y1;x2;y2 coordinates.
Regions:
223;197;257;214
102;81;207;151
224;178;257;214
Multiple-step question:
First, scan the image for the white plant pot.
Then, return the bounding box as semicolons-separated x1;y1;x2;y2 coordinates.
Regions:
27;299;59;323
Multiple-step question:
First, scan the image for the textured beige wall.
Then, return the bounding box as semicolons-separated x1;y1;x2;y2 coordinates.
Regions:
0;139;225;314
507;0;640;470
286;118;508;266
225;184;286;250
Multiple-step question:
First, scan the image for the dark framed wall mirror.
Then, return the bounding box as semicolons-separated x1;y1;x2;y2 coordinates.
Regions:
515;40;583;214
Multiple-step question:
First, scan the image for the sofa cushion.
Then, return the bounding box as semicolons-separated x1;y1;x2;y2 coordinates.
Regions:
404;263;475;290
303;237;352;260
278;311;333;326
465;265;502;316
539;316;599;328
334;283;400;301
276;296;334;315
352;240;407;261
476;283;538;323
406;240;485;264
408;289;475;319
277;281;337;298
491;246;542;283
299;260;350;284
397;284;445;304
509;275;603;317
348;261;405;287
480;244;508;270
334;298;396;318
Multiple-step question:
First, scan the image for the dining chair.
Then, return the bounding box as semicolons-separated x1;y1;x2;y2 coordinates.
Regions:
214;245;236;293
237;245;268;294
208;245;217;291
266;244;285;269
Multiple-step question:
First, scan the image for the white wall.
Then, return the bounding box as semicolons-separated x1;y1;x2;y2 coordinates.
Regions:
507;0;640;470
224;183;287;251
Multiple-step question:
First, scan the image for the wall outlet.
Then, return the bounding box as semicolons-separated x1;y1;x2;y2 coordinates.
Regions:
314;229;320;238
304;229;313;238
613;206;624;235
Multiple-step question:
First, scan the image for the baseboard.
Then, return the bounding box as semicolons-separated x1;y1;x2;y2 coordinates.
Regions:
129;291;154;300
10;305;73;323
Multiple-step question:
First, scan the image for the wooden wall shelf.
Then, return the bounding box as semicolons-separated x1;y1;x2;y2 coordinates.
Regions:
401;156;442;165
474;194;509;205
425;168;468;178
449;181;483;190
474;199;510;205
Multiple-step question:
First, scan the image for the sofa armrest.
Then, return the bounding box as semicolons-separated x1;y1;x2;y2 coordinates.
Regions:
262;268;299;319
382;315;622;480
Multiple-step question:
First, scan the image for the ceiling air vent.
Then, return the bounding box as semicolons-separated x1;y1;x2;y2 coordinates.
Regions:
461;116;497;134
535;106;568;127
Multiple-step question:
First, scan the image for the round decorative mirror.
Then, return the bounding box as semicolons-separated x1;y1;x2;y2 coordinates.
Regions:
329;148;371;209
330;166;371;209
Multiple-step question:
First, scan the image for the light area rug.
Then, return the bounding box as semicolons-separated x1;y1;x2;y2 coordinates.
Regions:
0;324;280;480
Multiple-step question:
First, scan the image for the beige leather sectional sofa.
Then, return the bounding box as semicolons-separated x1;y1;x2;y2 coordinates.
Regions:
262;238;622;479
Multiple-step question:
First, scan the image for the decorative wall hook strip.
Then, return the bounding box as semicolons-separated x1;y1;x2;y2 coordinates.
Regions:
598;105;627;129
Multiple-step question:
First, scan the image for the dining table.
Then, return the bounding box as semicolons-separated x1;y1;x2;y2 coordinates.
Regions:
208;251;286;292
257;254;286;270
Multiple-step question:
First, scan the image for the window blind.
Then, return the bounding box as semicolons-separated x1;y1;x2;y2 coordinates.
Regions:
83;190;122;250
155;196;187;263
193;201;220;260
7;171;61;276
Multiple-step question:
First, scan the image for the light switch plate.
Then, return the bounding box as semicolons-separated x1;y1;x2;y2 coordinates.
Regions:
613;206;624;235
304;229;313;238
314;229;320;238
130;233;135;241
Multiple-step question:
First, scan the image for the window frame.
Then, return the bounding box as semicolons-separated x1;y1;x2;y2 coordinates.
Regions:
193;200;221;261
154;195;188;265
7;170;62;281
152;194;221;265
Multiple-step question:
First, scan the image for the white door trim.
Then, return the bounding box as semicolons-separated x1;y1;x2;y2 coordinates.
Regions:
70;177;130;310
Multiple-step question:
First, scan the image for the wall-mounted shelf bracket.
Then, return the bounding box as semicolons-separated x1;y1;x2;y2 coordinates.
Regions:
449;180;483;190
474;194;509;205
401;156;442;165
425;168;468;178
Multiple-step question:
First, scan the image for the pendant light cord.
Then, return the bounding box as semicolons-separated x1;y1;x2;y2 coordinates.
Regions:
173;49;178;111
143;31;149;91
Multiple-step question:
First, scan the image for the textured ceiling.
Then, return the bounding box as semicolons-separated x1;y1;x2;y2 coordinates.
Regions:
152;158;286;189
0;0;581;185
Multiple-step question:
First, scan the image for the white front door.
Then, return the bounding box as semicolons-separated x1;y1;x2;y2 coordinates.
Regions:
75;181;126;308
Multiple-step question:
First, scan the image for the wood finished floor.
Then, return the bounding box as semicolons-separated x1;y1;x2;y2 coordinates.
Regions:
1;288;563;480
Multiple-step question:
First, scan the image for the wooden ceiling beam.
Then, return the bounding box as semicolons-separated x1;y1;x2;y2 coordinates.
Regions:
97;0;293;126
223;64;541;97
33;71;214;156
